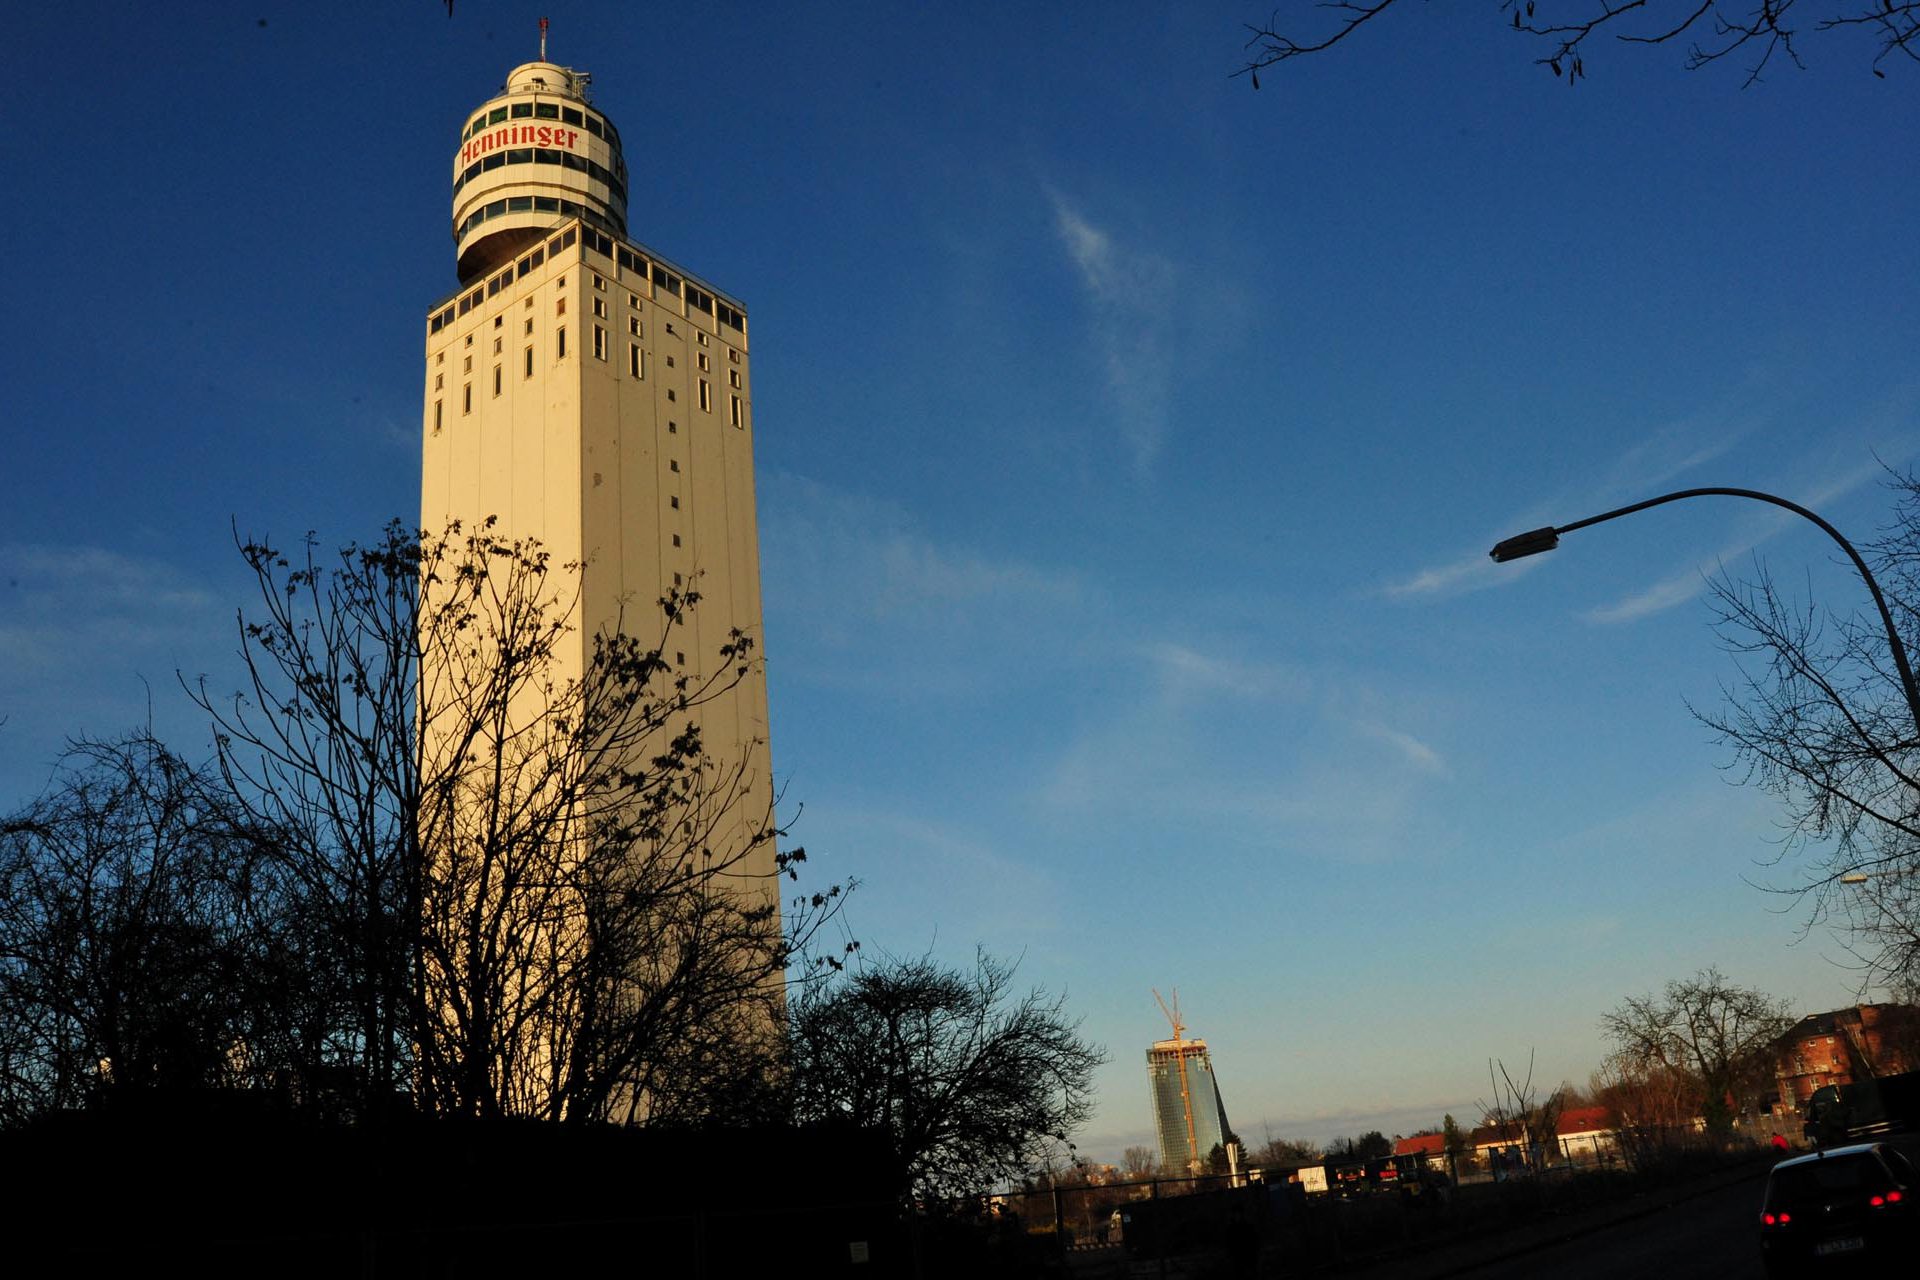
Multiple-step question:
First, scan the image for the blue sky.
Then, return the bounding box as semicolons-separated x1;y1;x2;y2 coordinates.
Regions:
3;3;1917;1162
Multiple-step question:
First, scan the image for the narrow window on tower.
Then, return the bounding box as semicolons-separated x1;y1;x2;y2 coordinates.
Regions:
672;534;681;547
493;337;502;355
629;316;641;337
493;366;501;396
630;344;644;379
696;331;708;347
669;459;679;472
730;394;743;428
557;327;567;359
593;273;606;291
434;374;443;390
524;347;534;378
667;421;677;433
593;325;607;361
699;379;711;412
729;370;741;388
462;385;471;414
433;400;442;432
463;355;472;373
666;389;676;402
666;355;675;368
524;318;533;335
594;298;606;318
698;353;710;372
556;296;567;316
670;496;679;509
673;573;682;586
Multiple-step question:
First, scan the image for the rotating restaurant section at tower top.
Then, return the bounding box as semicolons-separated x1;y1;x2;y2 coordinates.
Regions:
453;60;629;285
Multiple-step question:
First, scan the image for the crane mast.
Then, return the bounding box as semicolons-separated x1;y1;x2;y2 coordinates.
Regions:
1153;987;1201;1174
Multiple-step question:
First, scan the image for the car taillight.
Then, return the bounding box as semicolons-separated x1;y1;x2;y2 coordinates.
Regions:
1762;1211;1792;1226
1870;1190;1903;1207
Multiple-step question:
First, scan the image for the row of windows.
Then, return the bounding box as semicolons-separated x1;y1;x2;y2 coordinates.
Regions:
590;234;745;332
434;228;583;330
433;340;740;428
453;194;621;248
453;146;628;206
432;221;747;339
464;99;620;148
434;316;743;427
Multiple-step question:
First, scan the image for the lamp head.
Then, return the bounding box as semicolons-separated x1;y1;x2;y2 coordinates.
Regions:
1490;527;1560;563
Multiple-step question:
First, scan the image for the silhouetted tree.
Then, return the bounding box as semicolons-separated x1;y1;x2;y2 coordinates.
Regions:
1601;966;1792;1135
1442;1113;1471;1160
1254;1133;1322;1167
1238;1;1918;88
1685;472;1920;996
0;735;273;1123
787;950;1105;1200
1329;1129;1392;1161
193;520;846;1125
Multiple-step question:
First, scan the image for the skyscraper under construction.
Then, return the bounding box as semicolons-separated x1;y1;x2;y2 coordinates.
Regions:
1148;1033;1232;1173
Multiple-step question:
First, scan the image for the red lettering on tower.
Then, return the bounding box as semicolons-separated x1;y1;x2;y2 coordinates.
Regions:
458;121;584;167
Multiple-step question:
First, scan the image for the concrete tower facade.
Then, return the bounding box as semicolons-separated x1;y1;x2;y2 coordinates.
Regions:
421;57;775;891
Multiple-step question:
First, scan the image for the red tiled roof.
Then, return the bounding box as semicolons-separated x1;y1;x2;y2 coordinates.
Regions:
1556;1106;1614;1136
1394;1133;1447;1157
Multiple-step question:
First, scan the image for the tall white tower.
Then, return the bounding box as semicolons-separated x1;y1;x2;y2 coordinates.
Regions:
420;54;775;892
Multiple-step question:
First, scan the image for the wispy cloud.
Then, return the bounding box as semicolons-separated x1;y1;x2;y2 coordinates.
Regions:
1380;548;1524;600
1355;721;1449;775
1582;568;1711;624
1381;389;1900;609
1143;641;1310;703
1035;634;1454;862
760;473;1088;629
1047;190;1178;475
0;544;217;675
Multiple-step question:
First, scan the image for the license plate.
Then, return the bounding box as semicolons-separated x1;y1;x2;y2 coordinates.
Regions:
1815;1236;1865;1256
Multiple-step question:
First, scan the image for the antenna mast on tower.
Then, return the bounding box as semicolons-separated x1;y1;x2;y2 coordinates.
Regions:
1153;988;1202;1174
539;16;549;60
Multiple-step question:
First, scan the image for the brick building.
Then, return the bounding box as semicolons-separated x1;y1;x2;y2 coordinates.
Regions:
1774;1004;1920;1111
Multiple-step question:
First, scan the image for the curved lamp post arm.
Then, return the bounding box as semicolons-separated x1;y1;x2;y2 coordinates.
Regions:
1490;487;1920;743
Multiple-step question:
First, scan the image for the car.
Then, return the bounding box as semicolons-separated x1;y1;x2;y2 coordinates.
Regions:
1759;1141;1920;1276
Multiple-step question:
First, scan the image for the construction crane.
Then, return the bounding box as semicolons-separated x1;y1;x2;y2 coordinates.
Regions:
1153;987;1201;1174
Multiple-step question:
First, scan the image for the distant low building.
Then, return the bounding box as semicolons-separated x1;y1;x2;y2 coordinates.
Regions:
1554;1106;1616;1159
1392;1132;1448;1170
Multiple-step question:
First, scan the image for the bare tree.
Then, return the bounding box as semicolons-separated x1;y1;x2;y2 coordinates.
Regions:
1238;1;1919;88
0;735;273;1124
1254;1133;1322;1167
1476;1051;1564;1170
787;949;1106;1200
195;520;846;1125
1694;469;1920;993
1601;966;1793;1134
1121;1144;1159;1177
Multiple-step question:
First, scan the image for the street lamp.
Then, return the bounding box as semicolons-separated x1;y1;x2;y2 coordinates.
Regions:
1489;487;1920;743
